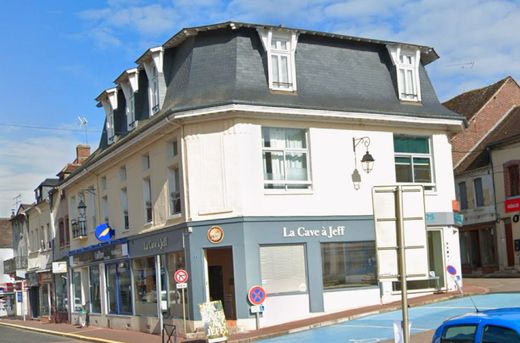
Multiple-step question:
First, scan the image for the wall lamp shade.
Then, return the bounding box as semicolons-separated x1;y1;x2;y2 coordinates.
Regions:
351;168;361;190
361;151;375;173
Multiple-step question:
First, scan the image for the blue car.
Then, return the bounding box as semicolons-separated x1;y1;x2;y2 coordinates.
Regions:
432;308;520;342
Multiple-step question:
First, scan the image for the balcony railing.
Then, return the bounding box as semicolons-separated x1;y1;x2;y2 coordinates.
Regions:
15;256;28;269
71;218;87;239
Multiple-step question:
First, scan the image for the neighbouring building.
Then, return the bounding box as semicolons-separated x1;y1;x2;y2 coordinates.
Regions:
0;217;14;316
444;76;520;275
60;22;464;334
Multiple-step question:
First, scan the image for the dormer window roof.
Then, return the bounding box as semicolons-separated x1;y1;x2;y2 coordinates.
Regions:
137;46;165;116
115;68;139;131
257;29;299;92
387;44;422;102
96;88;118;145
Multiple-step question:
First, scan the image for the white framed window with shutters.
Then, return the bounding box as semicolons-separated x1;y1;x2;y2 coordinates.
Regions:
260;244;307;294
257;29;298;92
387;45;422;102
262;127;311;190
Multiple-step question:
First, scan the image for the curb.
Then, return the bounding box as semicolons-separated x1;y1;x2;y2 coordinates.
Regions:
0;321;124;343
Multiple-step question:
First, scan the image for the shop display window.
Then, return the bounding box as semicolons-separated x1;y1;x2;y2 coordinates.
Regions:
132;256;157;317
72;271;82;312
163;251;189;319
321;241;377;289
89;265;102;313
260;244;307;294
106;261;133;315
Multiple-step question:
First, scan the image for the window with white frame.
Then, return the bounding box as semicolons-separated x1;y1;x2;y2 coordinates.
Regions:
127;94;136;130
168;167;181;215
101;176;107;191
167;139;178;158
143;178;152;223
102;196;109;224
262;127;311;190
150;65;160;114
142;153;150;171
120;187;129;230
106;110;115;144
387;45;421;102
119;165;127;182
257;30;298;92
394;135;433;188
87;189;97;230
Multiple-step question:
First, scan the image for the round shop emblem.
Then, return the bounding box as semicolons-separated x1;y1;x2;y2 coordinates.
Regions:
207;226;224;243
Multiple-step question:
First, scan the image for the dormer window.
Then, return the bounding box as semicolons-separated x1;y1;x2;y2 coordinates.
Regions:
139;47;164;116
257;29;298;92
387;45;422;102
116;68;139;131
96;88;118;145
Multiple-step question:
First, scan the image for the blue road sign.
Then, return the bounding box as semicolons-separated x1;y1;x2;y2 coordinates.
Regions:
248;285;266;305
95;223;114;242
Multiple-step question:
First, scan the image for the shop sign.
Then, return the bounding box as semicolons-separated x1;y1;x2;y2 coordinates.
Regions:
505;198;520;213
52;261;67;274
453;213;464;226
70;244;125;267
143;237;168;252
282;225;346;238
95;223;114;242
208;226;224;244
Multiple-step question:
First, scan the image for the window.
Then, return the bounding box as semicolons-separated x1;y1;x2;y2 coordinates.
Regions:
168;167;181;215
89;266;101;313
473;177;484;207
458;182;468;210
133;257;157;316
441;325;477;342
144;178;152;223
101;196;109;224
394;135;433;186
482;325;520;343
119;165;127;182
168;140;178;158
262;127;311;190
321;242;377;289
87;189;96;230
72;271;82;312
127;94;136;130
257;30;298;92
101;176;107;191
150;65;160;114
142;153;150;170
508;164;520;197
106;261;133;315
120;188;129;230
260;245;307;294
65;216;70;245
106;110;115;144
387;45;421;102
59;220;65;248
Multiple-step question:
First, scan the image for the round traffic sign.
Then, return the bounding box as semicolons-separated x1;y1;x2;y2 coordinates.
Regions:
248;285;266;305
446;265;457;276
174;269;189;283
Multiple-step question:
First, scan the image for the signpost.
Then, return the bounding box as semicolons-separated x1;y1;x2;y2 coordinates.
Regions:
174;269;189;333
248;285;266;330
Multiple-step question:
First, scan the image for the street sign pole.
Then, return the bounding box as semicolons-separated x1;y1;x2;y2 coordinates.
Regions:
396;186;409;343
182;287;186;334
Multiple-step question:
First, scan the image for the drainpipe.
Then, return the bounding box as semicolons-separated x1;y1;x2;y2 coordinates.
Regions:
487;146;501;269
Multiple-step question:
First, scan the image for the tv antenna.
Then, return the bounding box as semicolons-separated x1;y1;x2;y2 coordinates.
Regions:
444;61;475;69
12;193;22;214
78;116;88;145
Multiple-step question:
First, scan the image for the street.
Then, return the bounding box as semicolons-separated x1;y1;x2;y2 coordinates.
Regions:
0;325;83;343
258;278;520;343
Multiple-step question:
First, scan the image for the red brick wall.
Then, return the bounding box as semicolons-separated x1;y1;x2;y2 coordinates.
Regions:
451;78;520;167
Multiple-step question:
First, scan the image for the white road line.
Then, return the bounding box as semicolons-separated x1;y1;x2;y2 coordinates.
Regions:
414;306;494;309
341;324;430;332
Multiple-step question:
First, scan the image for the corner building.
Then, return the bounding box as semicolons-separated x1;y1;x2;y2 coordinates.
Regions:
61;22;465;334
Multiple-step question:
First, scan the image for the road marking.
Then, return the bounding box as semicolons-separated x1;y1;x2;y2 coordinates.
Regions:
340;324;430;332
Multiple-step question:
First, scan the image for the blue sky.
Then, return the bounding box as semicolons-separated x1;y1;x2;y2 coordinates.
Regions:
1;0;520;216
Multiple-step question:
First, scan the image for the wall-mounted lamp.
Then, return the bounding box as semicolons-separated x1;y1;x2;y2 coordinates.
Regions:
353;137;375;174
351;137;375;190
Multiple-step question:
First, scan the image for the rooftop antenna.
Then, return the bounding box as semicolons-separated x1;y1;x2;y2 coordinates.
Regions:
13;193;21;209
444;61;475;69
78;116;88;145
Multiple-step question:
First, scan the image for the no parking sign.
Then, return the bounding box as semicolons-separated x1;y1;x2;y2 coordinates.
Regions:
248;285;266;305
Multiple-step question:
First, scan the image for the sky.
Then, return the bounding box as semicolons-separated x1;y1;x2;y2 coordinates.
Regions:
1;0;520;217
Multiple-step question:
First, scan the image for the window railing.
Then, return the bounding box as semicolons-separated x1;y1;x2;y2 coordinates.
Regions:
123;210;129;230
145;201;153;223
71;218;87;239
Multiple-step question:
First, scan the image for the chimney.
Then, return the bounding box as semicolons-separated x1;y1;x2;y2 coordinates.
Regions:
76;145;90;164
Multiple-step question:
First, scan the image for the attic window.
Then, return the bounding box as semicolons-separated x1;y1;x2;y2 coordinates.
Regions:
96;88;118;145
141;47;164;116
387;45;422;102
257;29;299;92
116;69;139;131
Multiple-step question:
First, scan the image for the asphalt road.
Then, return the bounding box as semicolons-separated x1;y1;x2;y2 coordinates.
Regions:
0;325;84;343
258;278;520;343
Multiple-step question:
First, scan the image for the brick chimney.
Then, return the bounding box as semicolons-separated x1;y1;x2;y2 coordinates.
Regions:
76;144;90;164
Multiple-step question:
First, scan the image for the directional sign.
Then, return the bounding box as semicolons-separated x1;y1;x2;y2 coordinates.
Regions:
248;285;266;305
174;269;189;283
446;265;457;276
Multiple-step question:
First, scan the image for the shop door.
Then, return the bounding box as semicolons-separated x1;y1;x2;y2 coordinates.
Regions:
205;247;236;320
427;230;445;289
505;220;515;267
29;286;39;318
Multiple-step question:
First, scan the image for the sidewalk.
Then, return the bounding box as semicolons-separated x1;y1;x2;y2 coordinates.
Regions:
0;284;488;343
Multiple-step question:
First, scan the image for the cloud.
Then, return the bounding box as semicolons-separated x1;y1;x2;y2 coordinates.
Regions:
0;133;80;217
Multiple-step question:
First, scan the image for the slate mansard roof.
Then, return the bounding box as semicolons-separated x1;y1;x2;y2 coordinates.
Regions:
78;22;463;181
